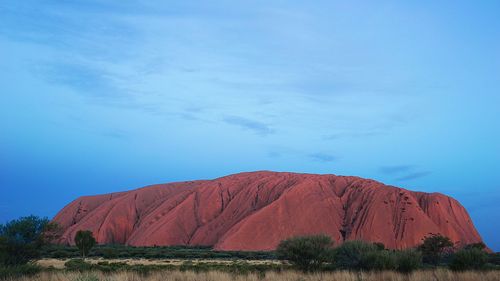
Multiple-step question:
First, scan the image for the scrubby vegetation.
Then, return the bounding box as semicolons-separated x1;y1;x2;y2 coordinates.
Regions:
418;234;454;265
0;215;59;265
450;248;489;271
276;234;333;271
39;244;276;260
277;235;498;273
60;258;285;275
0;215;499;280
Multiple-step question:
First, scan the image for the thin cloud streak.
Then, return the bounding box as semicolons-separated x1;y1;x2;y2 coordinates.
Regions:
396;171;431;181
33;62;122;98
309;153;336;162
223;116;274;136
379;165;415;175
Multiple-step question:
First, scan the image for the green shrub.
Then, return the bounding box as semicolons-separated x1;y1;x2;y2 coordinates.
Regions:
489;252;500;266
394;249;422;273
38;244;277;261
276;235;333;272
40;245;79;259
360;250;396;271
64;259;93;271
0;264;41;279
450;248;488;271
0;216;59;266
418;234;454;265
373;242;385;250
52;250;74;258
464;242;486;251
333;240;377;269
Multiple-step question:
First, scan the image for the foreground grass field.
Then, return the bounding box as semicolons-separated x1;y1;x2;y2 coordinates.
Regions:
4;269;500;281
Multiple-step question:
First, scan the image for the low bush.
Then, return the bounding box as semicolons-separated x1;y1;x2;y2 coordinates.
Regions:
64;259;93;271
51;249;74;259
418;234;454;265
40;244;276;260
488;252;500;266
360;250;397;271
0;216;59;266
394;249;422;273
100;248;119;259
276;235;333;272
450;248;488;271
0;264;41;279
332;241;377;269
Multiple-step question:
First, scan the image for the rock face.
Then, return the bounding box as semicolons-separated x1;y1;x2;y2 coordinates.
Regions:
53;171;484;250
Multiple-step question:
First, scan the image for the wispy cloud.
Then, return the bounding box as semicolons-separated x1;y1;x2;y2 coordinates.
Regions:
223;116;274;136
379;165;430;181
456;190;500;212
379;165;415;174
396;171;431;181
267;151;281;158
33;62;123;98
324;131;382;140
309;152;336;162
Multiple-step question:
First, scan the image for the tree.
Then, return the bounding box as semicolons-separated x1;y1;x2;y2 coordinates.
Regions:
74;230;96;259
0;215;55;265
418;234;454;265
276;234;333;272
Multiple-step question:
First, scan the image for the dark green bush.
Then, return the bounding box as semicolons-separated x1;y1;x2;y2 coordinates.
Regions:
0;264;41;279
331;241;420;272
360;250;396;271
276;234;333;272
463;242;486;251
0;216;58;266
489;252;500;266
39;244;277;260
332;240;377;269
64;259;93;271
373;242;385;251
394;249;422;273
52;250;74;259
450;248;488;271
418;234;454;265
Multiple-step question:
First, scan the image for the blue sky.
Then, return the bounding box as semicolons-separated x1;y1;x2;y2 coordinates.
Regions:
0;1;499;250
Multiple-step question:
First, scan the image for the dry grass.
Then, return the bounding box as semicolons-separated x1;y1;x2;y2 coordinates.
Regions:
5;269;500;281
